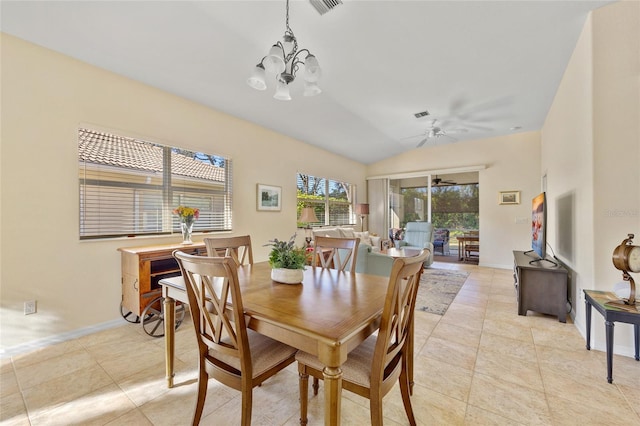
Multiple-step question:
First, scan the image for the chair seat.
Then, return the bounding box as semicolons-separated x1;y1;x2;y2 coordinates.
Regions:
296;335;377;388
211;329;297;378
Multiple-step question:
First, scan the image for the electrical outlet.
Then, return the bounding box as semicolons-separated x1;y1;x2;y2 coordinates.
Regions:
24;300;37;315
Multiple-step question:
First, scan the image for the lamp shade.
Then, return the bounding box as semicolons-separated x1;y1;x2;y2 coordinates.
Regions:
264;44;286;74
247;64;267;91
273;79;292;101
299;207;319;224
355;203;370;215
303;54;321;82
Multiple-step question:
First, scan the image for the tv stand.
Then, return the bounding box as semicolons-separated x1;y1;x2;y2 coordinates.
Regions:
523;249;558;267
513;251;568;322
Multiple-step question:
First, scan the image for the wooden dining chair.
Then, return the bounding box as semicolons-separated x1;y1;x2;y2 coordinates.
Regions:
463;231;479;262
297;250;429;426
173;250;296;426
312;236;359;273
204;235;254;266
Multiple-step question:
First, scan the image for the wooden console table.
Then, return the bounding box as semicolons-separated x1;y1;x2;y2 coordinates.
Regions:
118;242;206;318
583;289;640;383
513;250;568;322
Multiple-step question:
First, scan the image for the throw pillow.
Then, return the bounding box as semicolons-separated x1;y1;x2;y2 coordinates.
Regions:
354;231;372;246
339;228;356;238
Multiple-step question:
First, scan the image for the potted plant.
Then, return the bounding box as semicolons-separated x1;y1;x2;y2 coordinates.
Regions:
264;234;307;284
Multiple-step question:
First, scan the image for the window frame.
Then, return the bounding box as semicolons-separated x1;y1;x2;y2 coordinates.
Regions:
296;173;355;227
78;128;232;240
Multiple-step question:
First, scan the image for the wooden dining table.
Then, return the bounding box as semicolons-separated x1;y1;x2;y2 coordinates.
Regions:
457;234;479;260
160;261;390;426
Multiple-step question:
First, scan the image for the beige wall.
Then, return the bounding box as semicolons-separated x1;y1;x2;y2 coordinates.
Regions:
541;0;639;356
0;34;366;351
367;132;542;269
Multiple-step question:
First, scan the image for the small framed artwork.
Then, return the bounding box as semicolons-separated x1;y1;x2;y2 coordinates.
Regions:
257;184;282;211
499;190;521;205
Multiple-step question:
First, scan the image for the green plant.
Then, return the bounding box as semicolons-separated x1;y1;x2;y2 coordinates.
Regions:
264;234;307;270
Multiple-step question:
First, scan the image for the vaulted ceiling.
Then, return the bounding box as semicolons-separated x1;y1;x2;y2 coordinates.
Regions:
1;0;614;164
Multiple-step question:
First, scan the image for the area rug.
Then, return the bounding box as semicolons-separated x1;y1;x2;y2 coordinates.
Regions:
416;268;470;315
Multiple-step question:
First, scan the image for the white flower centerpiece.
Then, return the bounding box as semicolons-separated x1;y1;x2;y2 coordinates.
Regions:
264;234;307;284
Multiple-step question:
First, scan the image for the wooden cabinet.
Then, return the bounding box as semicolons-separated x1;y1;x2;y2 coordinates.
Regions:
513;250;568;322
118;242;206;316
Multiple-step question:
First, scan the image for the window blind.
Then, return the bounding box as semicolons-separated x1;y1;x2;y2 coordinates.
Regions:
79;128;232;239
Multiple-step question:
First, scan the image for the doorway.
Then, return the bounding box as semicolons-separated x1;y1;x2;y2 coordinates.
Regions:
389;172;479;262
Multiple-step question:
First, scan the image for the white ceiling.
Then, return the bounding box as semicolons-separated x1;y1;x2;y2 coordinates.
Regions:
1;0;614;164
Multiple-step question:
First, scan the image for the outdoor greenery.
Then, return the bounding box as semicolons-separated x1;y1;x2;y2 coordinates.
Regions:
400;184;479;233
296;173;352;227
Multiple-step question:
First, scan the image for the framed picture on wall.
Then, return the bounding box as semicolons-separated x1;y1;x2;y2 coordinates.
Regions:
499;190;521;205
257;184;282;211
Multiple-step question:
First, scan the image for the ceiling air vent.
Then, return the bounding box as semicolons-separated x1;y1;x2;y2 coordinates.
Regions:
309;0;343;15
414;110;430;118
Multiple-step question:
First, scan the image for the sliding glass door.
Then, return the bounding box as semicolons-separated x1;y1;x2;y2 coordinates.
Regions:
388;172;479;252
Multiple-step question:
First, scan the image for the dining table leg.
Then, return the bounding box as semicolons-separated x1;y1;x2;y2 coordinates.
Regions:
323;366;343;426
163;295;176;388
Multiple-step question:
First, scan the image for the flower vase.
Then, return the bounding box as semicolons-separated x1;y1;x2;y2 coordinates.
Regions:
181;219;194;245
271;268;303;285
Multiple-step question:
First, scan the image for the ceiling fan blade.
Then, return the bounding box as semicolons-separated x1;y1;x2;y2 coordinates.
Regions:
446;128;468;135
401;133;424;140
416;138;428;148
450;95;515;121
463;123;493;132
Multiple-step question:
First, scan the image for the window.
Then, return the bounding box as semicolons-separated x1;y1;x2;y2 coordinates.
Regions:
79;128;232;239
296;173;354;226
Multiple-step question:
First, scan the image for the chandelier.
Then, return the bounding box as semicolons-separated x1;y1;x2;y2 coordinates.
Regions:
247;0;322;100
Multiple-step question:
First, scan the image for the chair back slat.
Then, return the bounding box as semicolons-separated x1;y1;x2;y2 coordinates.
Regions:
204;235;254;266
312;236;359;273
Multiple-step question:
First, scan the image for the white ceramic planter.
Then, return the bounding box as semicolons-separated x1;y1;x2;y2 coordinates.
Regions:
271;268;303;284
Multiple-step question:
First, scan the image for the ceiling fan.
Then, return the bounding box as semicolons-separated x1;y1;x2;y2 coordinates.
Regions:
413;120;468;148
432;175;457;186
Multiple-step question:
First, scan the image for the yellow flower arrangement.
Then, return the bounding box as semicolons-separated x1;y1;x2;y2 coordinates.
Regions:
173;206;200;221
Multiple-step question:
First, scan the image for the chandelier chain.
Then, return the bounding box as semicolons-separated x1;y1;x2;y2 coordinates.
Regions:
283;0;298;65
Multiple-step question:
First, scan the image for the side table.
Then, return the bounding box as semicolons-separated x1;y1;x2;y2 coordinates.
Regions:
583;289;640;383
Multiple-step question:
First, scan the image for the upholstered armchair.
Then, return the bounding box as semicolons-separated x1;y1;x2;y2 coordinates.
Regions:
397;221;434;267
433;228;450;255
352;244;394;276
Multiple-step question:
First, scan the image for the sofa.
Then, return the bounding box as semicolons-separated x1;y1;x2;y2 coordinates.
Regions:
396;222;434;267
311;227;393;276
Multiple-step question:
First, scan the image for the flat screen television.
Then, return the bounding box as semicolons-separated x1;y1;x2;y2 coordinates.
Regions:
531;192;546;260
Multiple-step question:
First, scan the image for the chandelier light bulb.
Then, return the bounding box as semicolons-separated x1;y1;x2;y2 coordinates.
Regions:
247;64;267;91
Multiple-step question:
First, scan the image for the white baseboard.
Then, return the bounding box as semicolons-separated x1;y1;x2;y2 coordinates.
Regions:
1;318;126;359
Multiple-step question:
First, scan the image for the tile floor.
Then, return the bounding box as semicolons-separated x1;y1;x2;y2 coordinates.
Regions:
2;262;639;425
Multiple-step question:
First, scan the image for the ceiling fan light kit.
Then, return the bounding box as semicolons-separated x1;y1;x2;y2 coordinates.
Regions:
247;0;322;100
413;119;469;148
